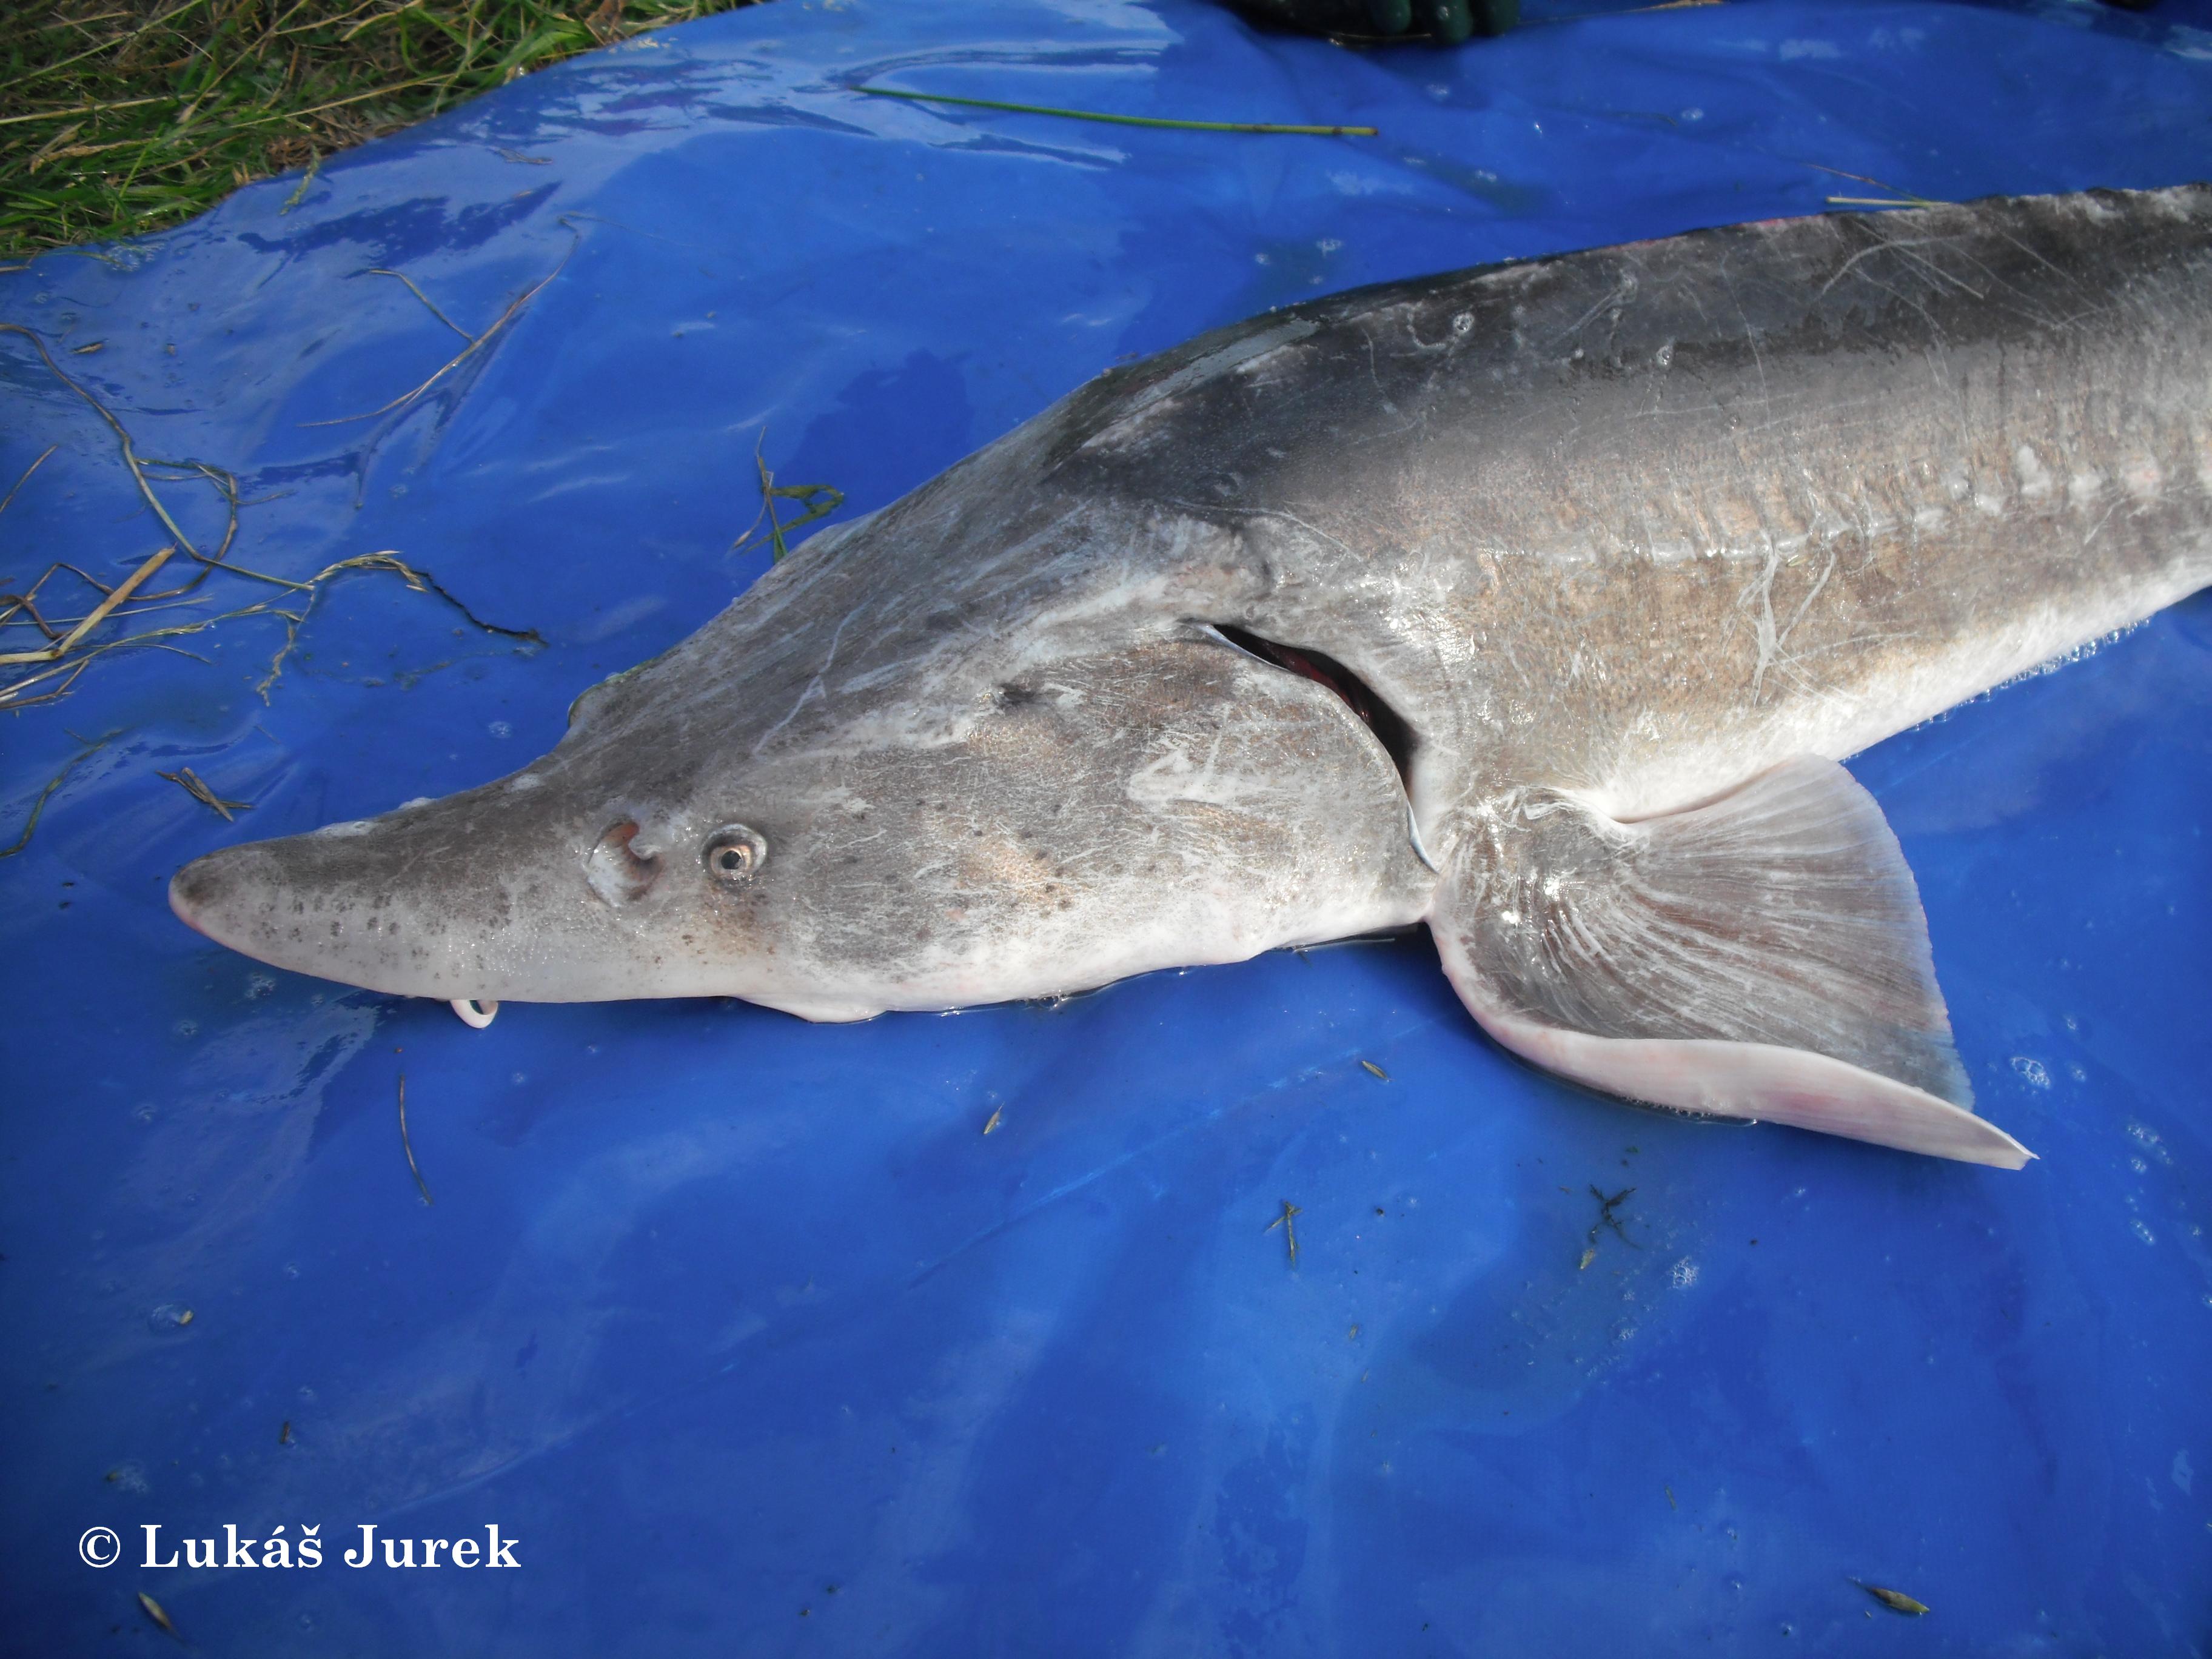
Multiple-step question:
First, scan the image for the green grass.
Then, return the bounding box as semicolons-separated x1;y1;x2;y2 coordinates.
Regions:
1;0;764;258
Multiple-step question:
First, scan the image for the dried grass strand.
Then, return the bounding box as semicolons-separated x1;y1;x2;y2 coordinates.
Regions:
0;544;171;664
155;763;250;819
298;246;568;427
397;1073;434;1205
0;444;59;517
856;85;1378;139
0;730;112;859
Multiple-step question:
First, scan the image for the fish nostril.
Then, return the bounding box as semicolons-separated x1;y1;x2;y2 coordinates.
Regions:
585;820;662;907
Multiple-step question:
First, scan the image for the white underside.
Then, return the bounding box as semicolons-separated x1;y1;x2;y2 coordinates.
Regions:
1476;1002;2032;1168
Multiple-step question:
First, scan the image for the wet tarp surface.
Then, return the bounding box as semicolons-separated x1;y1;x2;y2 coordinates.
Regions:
4;1;2210;1652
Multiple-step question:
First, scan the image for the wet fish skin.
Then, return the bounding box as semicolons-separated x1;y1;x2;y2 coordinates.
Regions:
172;184;2212;1162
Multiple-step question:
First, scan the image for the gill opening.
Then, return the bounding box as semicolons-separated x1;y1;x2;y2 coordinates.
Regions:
1204;623;1435;871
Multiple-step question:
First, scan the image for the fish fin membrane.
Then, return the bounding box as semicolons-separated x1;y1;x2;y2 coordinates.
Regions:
1428;756;2031;1168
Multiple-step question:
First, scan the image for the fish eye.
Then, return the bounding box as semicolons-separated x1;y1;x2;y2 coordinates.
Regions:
703;825;766;883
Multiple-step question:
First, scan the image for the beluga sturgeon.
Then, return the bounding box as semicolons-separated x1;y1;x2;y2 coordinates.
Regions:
171;185;2212;1168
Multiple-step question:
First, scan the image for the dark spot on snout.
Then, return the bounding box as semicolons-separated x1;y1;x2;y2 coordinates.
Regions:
169;854;228;925
169;845;273;947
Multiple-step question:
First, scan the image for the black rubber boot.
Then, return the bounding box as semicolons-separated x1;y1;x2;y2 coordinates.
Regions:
1228;0;1515;44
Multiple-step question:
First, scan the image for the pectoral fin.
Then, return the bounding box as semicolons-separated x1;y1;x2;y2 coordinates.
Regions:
1429;757;2031;1168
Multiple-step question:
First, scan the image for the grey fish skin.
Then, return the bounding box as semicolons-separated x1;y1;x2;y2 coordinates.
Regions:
172;185;2212;1166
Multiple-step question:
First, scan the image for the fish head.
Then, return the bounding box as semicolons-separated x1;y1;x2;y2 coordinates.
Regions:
170;548;1435;1019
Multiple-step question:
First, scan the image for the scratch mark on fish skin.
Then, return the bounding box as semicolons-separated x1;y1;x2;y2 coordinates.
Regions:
2081;498;2122;548
1548;271;1640;350
751;609;856;758
1171;497;1359;565
1888;239;1988;303
1817;231;1932;300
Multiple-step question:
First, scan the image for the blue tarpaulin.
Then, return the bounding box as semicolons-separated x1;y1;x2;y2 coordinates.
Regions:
2;1;2208;1652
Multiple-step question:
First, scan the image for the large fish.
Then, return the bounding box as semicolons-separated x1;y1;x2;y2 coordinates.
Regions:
171;186;2212;1168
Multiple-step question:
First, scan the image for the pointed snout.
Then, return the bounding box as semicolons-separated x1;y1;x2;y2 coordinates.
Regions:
165;768;796;1007
170;837;313;961
165;771;648;1003
169;842;258;945
170;823;499;1000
